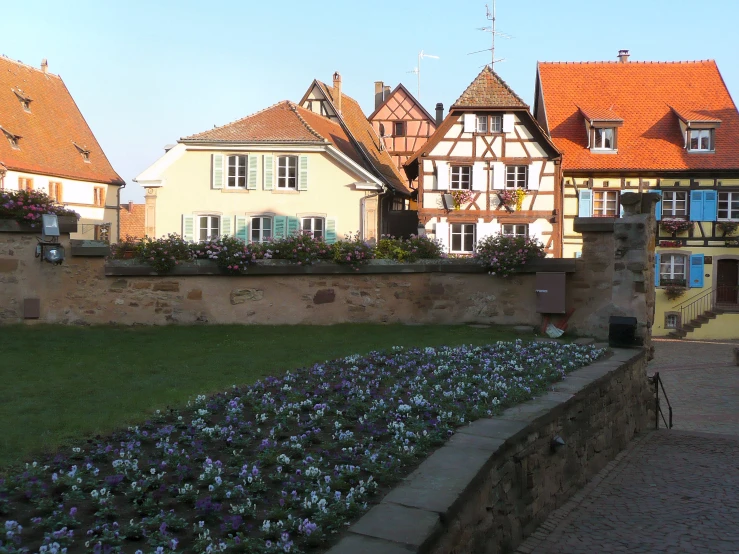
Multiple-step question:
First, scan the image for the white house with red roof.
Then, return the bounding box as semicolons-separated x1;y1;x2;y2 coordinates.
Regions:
0;56;124;241
535;50;739;339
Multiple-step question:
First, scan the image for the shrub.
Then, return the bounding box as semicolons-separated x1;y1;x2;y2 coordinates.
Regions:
192;236;265;274
664;285;687;301
109;235;139;259
333;233;374;269
268;232;333;265
375;235;444;262
137;234;193;273
475;233;546;277
0;189;79;225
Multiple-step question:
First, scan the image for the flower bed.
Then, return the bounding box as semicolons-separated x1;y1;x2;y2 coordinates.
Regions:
0;341;603;553
0;190;79;226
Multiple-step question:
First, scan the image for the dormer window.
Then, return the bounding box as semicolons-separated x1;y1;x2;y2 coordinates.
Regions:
12;89;32;113
593;128;615;150
579;107;622;153
73;142;91;163
1;126;20;150
688;129;714;152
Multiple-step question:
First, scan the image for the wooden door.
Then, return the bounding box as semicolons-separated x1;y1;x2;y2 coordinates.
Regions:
716;259;739;304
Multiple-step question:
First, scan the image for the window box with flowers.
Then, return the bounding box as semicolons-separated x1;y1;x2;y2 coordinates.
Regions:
450;189;474;210
663;285;687;301
717;221;739;236
497;189;526;212
660;219;693;235
659;240;682;248
0;189;79;232
726;239;739;247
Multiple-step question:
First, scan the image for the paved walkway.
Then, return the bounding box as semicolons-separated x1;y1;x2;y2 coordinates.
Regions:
516;339;739;554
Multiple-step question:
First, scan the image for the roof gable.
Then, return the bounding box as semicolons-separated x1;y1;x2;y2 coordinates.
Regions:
0;56;123;185
451;66;528;109
537;60;739;171
368;83;436;124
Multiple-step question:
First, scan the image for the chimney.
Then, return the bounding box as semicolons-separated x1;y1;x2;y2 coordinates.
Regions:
374;81;384;110
333;72;342;114
435;103;444;126
383;85;390;101
41;59;48;74
128;201;133;212
618;49;630;63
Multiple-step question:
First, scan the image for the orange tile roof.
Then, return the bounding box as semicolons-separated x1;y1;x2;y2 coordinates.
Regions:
452;66;528;109
0;56;123;185
315;81;410;194
119;202;146;240
537;60;739;171
181;101;365;169
579;106;623;122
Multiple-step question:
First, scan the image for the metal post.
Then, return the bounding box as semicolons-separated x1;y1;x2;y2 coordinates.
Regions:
654;372;660;430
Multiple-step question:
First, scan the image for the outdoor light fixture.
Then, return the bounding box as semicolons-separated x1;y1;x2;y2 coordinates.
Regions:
35;213;65;265
441;193;455;211
550;436;566;453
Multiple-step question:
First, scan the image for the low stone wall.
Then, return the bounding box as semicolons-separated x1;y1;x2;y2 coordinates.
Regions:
326;347;652;554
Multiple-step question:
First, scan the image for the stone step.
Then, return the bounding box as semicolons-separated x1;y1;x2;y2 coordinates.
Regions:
668;330;686;339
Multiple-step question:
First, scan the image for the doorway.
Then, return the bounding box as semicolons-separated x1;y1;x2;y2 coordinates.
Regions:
716;259;739;304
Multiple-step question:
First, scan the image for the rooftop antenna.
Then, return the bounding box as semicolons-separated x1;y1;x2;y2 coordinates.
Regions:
468;1;511;69
407;50;439;101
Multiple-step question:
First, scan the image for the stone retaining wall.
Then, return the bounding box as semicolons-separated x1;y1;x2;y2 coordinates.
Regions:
326;347;652;554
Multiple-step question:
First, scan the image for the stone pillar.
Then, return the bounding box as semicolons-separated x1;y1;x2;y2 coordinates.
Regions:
144;188;157;238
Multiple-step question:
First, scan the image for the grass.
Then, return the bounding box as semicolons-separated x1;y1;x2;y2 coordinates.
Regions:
0;323;524;468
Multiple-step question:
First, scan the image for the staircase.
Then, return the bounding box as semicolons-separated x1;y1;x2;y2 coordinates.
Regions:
668;285;739;338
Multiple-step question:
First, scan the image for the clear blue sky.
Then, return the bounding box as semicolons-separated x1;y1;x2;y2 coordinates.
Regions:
5;0;738;201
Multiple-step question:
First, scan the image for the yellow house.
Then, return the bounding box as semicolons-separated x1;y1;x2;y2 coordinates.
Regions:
535;51;739;338
134;100;403;244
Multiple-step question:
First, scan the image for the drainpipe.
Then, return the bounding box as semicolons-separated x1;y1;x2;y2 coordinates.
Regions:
116;181;125;243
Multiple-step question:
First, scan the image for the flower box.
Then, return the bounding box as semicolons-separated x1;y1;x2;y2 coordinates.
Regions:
660;219;692;234
659;240;682;247
57;215;79;234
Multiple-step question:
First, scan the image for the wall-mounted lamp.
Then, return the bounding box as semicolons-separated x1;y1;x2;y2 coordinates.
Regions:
35;214;65;265
550;436;566;453
441;193;454;211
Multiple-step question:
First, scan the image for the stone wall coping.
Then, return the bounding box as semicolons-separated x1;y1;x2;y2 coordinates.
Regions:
103;257;577;277
325;346;647;554
0;217;78;234
573;217;616;233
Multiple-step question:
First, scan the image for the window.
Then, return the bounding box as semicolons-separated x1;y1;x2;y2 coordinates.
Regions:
662;191;687;218
665;313;679;329
251;217;272;243
302;217;324;239
227;155;247;188
93;187;105;207
451;223;476;253
391;198;406;211
490;115;502;133
688;129;714;152
502;224;528;238
505;166;528;189
393;121;405;137
660;254;687;286
82;151;90;162
277;156;298;189
18;177;33;191
451;166;472;190
593;190;619;217
198;215;220;241
593;127;615;150
476;115;488;133
48;182;62;202
718;192;739;220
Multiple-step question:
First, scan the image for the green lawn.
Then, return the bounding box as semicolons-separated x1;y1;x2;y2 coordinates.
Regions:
0;323;525;468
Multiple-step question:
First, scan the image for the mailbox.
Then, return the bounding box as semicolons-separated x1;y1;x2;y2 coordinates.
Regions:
535;272;566;314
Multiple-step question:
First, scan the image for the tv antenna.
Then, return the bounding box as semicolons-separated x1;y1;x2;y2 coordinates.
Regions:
407;50;439;101
468;1;511;69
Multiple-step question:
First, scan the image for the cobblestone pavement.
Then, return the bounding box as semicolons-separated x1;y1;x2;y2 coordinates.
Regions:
649;339;739;435
518;430;739;554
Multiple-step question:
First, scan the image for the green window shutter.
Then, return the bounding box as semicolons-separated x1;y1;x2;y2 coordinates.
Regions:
183;214;195;242
247;155;259;190
287;216;300;236
298;155;309;191
273;216;287;239
263;155;274;191
212;154;224;189
235;216;249;243
325;217;337;244
220;215;232;238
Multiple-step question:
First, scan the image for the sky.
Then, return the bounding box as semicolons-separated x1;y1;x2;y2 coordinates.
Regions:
4;0;738;201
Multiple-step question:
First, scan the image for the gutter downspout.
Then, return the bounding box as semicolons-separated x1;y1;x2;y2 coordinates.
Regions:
116;181;125;243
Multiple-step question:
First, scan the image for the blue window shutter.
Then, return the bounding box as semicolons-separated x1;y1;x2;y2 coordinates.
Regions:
689;254;704;288
703;191;717;222
654;253;661;287
578;190;592;217
287;216;300;236
298;155;309;191
689;190;704;221
273;216;287;239
235;216;248;242
220;216;232;238
654;190;663;221
182;215;195;242
325;218;337;244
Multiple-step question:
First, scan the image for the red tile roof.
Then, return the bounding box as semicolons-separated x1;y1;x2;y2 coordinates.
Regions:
0;56;123;185
579;106;623;122
119;202;146;240
452;66;528;109
181;101;365;168
314;81;410;194
537;60;739;171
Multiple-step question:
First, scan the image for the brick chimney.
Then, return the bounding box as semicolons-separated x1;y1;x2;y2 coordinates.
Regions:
333;72;342;114
618;49;630;63
128;201;133;212
374;81;384;110
435;103;444;126
383;85;390;101
41;59;48;74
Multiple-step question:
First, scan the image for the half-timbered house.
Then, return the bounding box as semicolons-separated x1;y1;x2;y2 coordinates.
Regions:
404;66;563;256
535;52;739;339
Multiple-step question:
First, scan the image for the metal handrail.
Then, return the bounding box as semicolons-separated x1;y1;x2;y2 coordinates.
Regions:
680;285;739;329
651;372;673;430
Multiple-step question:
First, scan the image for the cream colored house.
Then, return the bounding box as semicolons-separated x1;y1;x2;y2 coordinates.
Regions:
0;56;124;241
134;100;397;243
